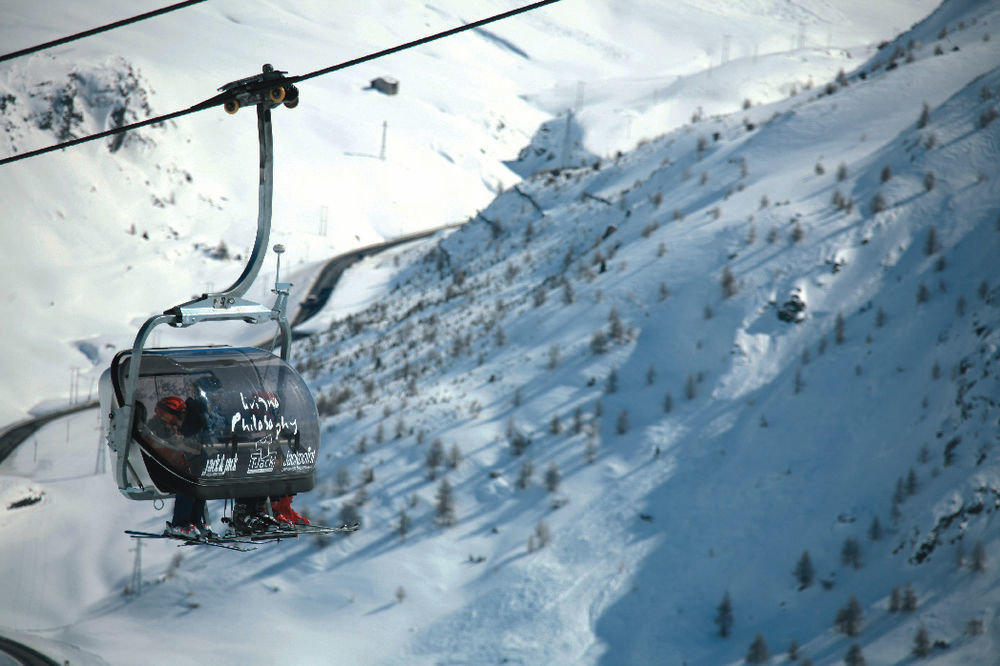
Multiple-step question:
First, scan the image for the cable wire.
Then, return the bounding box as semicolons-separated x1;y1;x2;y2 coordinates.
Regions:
0;0;209;64
0;0;562;168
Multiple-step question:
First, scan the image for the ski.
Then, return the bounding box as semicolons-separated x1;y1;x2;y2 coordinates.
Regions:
219;520;360;542
125;530;257;552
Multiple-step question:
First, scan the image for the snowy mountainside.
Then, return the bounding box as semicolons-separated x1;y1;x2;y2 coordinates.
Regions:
2;1;998;665
0;0;937;426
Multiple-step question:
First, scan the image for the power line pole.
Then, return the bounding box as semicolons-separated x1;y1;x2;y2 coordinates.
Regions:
380;120;388;161
129;539;143;598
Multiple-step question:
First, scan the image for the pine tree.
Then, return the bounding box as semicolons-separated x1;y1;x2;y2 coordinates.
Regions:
787;639;800;661
844;644;866;666
867;516;882;542
397;508;411;539
841;537;863;569
902;584;918;611
447;443;463;469
912;626;931;657
834;596;863;636
616;409;630;435
889;586;902;612
426;438;445;480
745;632;769;664
715;592;733;638
435;478;456;526
793;551;815;588
544;461;561;493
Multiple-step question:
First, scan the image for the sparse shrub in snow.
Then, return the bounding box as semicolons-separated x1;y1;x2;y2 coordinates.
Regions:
615;409;629;435
979;107;999;129
967;618;984;636
902;583;918;611
434;478;456;526
889;586;902;612
562;280;575;304
978;279;990;301
708;206;721;220
924;171;936;191
447;443;463;469
917;283;931;304
971;540;987;572
715;591;733;638
657;241;668;257
794;367;805;394
609;307;626;343
844;644;866;666
544;462;561;492
793;551;815;589
353;485;368;507
663;390;673;414
787;639;800;661
699;171;709;186
584;428;598;464
534;519;552;548
745;632;769;664
550;412;563;436
547;343;560;370
815;161;825;175
517;459;534;489
924;132;937;149
925;225;940;255
360;465;375;485
673;208;685;221
606;367;618;393
703;305;713;320
646;364;656;385
334;467;351;495
918;102;931;129
767;225;779;243
395;586;406;603
834;595;863;636
870;192;887;214
956;295;967;316
760;194;770;209
397;508;410;539
880;165;892;183
835;312;846;344
590;329;608;354
790;221;804;242
685;374;697;400
720;266;739;298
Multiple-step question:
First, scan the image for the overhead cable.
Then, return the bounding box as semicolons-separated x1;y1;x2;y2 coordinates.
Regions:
0;0;562;167
0;0;209;64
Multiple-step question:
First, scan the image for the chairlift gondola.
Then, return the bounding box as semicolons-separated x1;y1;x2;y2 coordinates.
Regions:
99;65;318;505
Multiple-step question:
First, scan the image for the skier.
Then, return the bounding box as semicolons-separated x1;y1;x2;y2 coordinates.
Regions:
147;395;212;538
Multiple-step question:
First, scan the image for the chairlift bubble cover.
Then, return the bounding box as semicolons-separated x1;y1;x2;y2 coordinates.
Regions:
108;346;318;499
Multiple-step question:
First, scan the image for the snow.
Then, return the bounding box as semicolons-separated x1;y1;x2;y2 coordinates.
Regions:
3;0;1000;664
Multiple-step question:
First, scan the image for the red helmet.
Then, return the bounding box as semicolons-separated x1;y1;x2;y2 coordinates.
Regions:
155;396;186;422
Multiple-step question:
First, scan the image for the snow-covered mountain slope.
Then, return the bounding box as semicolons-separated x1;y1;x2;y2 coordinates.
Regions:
4;0;999;665
0;0;938;427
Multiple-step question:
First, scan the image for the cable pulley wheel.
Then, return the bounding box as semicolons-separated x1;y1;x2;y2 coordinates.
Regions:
223;99;240;114
269;87;286;103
